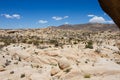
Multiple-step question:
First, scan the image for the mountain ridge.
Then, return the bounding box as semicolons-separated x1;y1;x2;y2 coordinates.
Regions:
53;23;119;31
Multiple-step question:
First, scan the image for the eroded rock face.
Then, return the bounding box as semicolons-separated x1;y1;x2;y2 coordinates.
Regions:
98;0;120;29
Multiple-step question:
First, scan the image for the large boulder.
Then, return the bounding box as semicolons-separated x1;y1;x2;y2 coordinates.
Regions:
98;0;120;29
58;57;70;70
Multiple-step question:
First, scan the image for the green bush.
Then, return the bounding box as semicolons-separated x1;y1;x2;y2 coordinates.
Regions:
85;40;93;49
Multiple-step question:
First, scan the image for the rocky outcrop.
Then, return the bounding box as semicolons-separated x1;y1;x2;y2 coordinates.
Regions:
58;57;71;70
98;0;120;29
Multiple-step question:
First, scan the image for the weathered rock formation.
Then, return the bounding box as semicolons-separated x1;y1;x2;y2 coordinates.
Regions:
98;0;120;29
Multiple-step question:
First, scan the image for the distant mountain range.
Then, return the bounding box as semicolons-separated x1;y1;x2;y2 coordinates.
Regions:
53;23;119;31
0;23;119;31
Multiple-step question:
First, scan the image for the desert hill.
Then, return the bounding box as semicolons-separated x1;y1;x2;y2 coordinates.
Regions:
54;23;119;31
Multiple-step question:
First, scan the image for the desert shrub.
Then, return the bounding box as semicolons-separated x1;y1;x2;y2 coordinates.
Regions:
5;60;11;66
85;40;93;49
32;40;39;46
54;43;59;47
21;39;27;43
0;45;4;49
64;68;71;73
14;62;18;65
39;40;43;44
18;57;21;61
84;74;91;78
116;61;120;64
10;71;14;74
49;39;58;44
27;40;32;44
4;39;11;46
20;74;25;78
49;39;61;47
73;41;78;44
85;61;88;64
50;63;57;66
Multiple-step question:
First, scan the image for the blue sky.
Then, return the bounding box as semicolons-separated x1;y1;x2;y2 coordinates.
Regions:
0;0;114;29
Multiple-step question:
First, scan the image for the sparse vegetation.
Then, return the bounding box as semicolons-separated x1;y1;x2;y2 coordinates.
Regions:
10;71;14;74
20;74;25;78
5;60;11;66
84;74;91;78
0;26;120;80
64;68;71;73
85;40;93;49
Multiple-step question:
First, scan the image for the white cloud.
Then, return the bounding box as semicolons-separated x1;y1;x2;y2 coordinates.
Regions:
1;14;21;19
52;16;63;20
2;14;12;19
64;22;69;24
52;16;69;20
88;14;95;17
89;16;106;23
64;16;69;18
38;20;48;24
106;20;114;24
12;14;20;19
88;15;114;24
